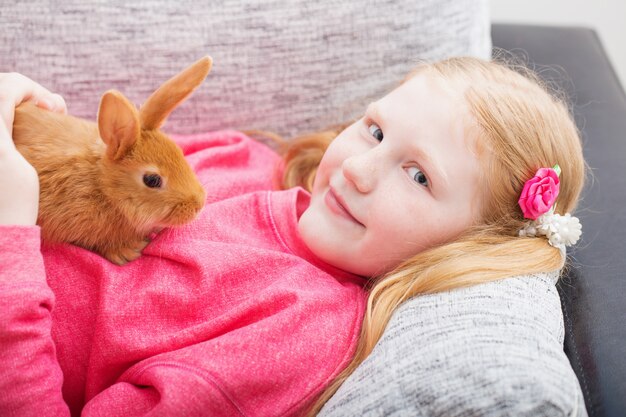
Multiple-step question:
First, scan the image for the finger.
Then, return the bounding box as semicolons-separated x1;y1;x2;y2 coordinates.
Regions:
0;116;15;151
0;99;17;138
34;93;67;114
50;93;67;114
0;73;58;135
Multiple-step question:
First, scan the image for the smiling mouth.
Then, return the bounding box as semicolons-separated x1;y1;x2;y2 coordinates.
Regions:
325;188;364;226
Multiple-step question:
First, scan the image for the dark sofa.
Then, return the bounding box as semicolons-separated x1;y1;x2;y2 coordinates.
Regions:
493;24;626;417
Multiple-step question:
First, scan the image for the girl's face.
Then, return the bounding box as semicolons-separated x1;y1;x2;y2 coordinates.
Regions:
298;73;484;277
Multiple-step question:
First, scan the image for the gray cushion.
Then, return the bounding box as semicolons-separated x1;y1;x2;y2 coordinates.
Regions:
1;0;490;138
318;271;587;417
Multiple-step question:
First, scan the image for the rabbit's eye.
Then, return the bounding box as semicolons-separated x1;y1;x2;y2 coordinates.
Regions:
143;173;162;188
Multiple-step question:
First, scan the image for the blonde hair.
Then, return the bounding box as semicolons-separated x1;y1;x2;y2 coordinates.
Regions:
261;56;586;415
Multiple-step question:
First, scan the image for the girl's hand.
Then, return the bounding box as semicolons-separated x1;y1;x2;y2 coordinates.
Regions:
0;72;66;134
0;73;67;225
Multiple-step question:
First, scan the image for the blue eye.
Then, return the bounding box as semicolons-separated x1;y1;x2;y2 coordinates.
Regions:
407;167;429;187
368;123;384;141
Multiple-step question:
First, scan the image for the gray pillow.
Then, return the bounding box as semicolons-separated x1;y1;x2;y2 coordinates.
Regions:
1;0;490;138
318;271;588;417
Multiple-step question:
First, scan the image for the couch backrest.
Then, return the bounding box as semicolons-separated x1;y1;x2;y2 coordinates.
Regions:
1;0;490;137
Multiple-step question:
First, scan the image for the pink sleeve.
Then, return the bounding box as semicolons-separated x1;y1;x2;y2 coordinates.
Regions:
0;227;243;417
0;226;70;417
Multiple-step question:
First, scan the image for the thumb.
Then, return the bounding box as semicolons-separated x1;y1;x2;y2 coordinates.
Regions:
36;93;67;114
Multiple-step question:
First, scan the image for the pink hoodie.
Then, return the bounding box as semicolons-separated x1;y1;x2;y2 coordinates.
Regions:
0;131;366;417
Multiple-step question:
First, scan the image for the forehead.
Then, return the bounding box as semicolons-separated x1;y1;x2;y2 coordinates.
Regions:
378;72;482;157
384;72;467;120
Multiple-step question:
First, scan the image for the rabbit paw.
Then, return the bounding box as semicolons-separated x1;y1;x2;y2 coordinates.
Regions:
105;239;150;265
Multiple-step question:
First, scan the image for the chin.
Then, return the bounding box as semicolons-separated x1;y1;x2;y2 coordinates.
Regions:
321;250;372;277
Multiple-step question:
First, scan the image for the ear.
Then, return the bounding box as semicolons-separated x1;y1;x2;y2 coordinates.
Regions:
140;56;212;130
98;90;141;161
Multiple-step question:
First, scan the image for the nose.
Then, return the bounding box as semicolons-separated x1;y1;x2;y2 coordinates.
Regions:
191;186;207;213
342;152;378;193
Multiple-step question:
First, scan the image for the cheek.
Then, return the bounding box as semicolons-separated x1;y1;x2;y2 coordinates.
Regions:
365;199;428;255
318;126;362;170
311;159;330;196
367;197;461;256
313;143;340;185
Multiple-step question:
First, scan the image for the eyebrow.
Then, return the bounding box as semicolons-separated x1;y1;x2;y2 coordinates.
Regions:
366;103;450;190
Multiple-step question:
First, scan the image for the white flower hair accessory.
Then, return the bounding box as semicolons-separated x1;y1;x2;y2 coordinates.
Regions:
518;207;582;248
518;164;582;248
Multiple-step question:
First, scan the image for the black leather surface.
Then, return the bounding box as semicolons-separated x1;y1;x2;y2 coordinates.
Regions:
492;24;626;417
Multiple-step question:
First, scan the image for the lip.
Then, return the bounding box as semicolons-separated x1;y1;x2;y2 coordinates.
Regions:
325;187;364;226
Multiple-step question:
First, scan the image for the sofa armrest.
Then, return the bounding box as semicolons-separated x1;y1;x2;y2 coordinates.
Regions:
492;23;626;417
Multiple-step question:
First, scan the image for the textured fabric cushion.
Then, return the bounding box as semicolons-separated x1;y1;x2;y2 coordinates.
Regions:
1;0;490;138
319;271;588;417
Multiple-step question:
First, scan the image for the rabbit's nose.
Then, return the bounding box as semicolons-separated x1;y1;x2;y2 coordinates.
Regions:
165;196;205;225
182;191;206;219
191;193;206;213
192;187;207;212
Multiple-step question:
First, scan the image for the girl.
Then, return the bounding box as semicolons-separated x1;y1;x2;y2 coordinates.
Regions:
0;57;584;416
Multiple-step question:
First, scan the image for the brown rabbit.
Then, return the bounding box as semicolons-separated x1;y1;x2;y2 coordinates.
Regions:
12;57;212;265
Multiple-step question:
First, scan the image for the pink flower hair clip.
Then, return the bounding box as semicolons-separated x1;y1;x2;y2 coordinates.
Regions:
518;164;582;248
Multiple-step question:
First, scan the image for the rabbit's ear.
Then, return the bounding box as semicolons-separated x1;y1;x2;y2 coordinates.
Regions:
98;90;141;161
140;56;212;130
